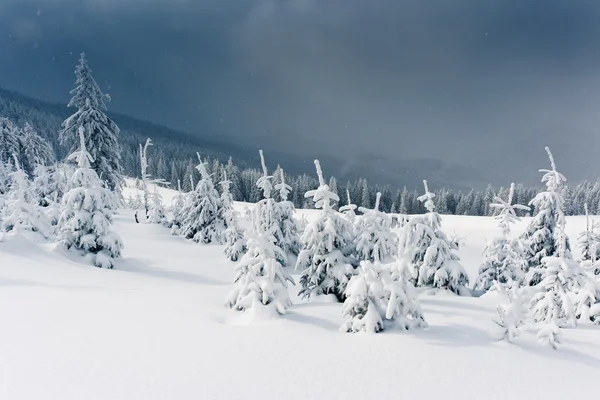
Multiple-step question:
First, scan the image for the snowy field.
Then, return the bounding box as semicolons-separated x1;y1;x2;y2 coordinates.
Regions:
1;183;599;400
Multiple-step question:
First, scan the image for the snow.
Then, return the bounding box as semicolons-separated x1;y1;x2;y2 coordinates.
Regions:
1;184;600;399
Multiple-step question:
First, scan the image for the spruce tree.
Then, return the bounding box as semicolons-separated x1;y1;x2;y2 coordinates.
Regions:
355;192;398;263
20;123;55;175
522;147;572;284
578;203;600;263
179;154;224;244
494;282;526;343
341;260;427;333
527;148;599;346
220;171;247;262
398;180;468;294
1;154;49;237
274;168;300;264
474;183;530;291
59;127;123;268
339;189;357;222
170;179;186;234
59;53;123;192
0;117;20;164
296;160;357;302
225;153;293;317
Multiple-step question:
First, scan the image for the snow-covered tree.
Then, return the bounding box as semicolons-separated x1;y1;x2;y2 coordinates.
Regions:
398;180;469;294
170;179;186;233
0;117;20;165
494;282;526;343
32;165;55;207
527;148;599;346
522;147;571;283
0;158;12;197
147;187;166;224
1;154;49;237
136;139;169;225
224;229;293;317
274;168;300;263
225;154;293;317
578;203;600;263
355;192;398;263
339;189;357;222
475;183;530;291
20;123;55;175
179;154;224;244
296;160;357;302
59;53;123;192
341;260;427;333
59;127;123;268
220;171;246;262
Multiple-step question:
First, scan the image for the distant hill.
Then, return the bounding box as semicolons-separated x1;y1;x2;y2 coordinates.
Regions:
0;86;496;191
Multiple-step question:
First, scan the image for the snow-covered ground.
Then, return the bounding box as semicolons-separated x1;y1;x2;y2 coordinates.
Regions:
1;184;599;399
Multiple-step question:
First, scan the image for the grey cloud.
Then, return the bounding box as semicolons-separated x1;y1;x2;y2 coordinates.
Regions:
1;0;600;187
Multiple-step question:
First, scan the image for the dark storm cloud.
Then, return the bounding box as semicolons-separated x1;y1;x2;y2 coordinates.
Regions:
1;0;600;186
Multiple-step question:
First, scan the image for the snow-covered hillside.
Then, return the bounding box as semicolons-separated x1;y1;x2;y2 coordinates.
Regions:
1;183;599;399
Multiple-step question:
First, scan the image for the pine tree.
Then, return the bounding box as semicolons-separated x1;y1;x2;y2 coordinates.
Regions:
399;186;408;214
474;183;530;291
494;282;526;343
220;171;247;262
170;179;186;234
296;160;357;302
147;187;167;224
20;123;55;175
527;148;599;346
355;192;398;263
59;127;123;268
59;53;123;192
1;154;49;237
339;189;357;222
225;157;242;201
578;203;600;263
483;184;495;216
169;162;180;190
398;180;469;294
179;154;224;244
32;165;55;207
0;117;20;164
225;153;293;317
522;147;571;285
341;259;427;333
274;168;300;264
156;156;168;181
361;179;371;209
182;160;195;192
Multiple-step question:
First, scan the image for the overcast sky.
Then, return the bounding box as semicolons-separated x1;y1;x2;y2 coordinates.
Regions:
1;0;600;186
